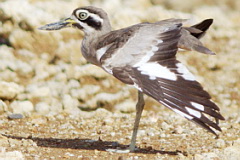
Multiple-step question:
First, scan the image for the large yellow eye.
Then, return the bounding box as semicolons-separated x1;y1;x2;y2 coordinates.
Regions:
78;12;88;20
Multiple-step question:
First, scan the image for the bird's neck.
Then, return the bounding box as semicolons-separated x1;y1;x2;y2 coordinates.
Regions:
81;24;112;66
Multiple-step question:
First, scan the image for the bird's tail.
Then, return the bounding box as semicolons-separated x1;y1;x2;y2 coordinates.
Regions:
187;19;213;39
178;19;215;55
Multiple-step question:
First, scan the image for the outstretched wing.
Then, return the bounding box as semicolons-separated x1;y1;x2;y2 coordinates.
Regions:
98;19;224;134
129;60;224;134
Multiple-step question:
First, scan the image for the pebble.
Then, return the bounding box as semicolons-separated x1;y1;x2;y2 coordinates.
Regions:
214;139;226;148
67;79;80;89
86;92;128;108
110;132;116;136
10;100;34;115
161;121;171;130
67;64;108;79
0;81;23;100
65;152;75;157
0;100;8;112
26;85;51;98
15;60;34;76
0;0;239;159
147;131;155;137
8;113;24;120
0;135;9;147
62;94;79;111
173;126;184;134
114;100;136;112
233;138;240;146
70;85;100;100
194;152;220;160
35;102;50;114
0;148;24;160
138;130;146;136
31;117;47;125
224;146;240;160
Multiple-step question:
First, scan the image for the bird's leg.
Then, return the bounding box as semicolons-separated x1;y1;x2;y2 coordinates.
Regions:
129;90;145;152
106;91;145;153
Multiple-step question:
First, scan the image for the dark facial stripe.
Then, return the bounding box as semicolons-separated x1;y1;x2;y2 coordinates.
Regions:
81;16;102;30
73;8;103;31
72;23;83;30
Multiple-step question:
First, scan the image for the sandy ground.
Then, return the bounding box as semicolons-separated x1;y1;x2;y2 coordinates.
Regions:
0;109;240;160
0;0;240;159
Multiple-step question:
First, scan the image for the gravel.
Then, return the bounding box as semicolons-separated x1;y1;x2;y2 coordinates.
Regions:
7;113;24;120
0;0;239;159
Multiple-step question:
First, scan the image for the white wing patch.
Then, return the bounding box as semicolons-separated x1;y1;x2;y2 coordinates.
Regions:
185;107;201;118
133;39;177;81
96;46;108;61
172;108;194;119
161;100;194;120
176;63;196;81
191;102;205;111
136;62;177;80
134;45;158;66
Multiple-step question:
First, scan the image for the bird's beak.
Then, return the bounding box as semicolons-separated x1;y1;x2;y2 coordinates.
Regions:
38;17;76;30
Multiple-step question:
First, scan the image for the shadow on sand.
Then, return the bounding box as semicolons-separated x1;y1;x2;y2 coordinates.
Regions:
2;134;185;155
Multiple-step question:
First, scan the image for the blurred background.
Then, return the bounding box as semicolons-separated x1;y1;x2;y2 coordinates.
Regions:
0;0;239;159
0;0;239;117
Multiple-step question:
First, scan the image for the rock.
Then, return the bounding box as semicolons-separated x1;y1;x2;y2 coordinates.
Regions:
62;94;79;111
0;70;20;83
0;46;15;60
194;152;220;160
10;100;34;115
14;60;34;77
0;135;9;147
114;99;135;112
0;148;24;160
214;139;226;148
223;146;240;160
66;64;108;79
31;117;47;126
0;100;8;112
8;113;24;120
67;79;80;89
233;138;240;147
70;85;100;100
48;98;63;113
35;102;50;114
173;126;184;134
0;81;23;100
161;121;172;130
86;91;129;108
26;85;51;99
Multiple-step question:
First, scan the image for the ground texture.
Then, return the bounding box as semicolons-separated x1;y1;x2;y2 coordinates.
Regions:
0;0;240;159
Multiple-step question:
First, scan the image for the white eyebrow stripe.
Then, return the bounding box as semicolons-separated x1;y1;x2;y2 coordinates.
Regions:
89;13;103;23
75;9;89;18
74;9;103;23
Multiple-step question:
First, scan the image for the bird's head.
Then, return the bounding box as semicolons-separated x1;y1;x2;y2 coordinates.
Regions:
39;6;111;35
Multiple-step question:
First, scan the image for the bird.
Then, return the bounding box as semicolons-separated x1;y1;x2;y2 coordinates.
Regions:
39;6;225;152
